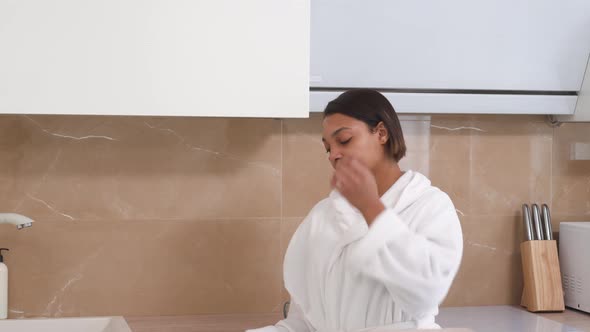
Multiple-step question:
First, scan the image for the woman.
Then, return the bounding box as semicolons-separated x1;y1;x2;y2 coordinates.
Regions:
248;89;463;332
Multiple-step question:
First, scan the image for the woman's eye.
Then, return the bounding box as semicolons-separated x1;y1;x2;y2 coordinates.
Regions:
340;138;352;145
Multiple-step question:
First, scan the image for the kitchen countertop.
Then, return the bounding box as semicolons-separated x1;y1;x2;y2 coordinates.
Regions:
125;312;281;332
535;308;590;330
125;306;590;332
437;306;589;331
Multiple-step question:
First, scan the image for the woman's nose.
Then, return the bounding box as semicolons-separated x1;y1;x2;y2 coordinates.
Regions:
329;148;342;164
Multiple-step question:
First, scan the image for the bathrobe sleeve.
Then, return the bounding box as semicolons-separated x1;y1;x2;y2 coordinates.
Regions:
347;190;463;319
245;299;315;332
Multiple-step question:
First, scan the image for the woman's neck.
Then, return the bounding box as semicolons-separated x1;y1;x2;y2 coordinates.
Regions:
373;161;403;197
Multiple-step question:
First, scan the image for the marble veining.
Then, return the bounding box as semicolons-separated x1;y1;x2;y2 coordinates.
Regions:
144;121;281;176
430;124;487;132
24;115;118;141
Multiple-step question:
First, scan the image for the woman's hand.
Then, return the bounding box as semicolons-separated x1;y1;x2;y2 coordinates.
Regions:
331;157;385;224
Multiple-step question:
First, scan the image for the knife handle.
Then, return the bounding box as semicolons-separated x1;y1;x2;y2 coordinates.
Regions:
531;204;543;240
522;204;533;241
542;204;553;240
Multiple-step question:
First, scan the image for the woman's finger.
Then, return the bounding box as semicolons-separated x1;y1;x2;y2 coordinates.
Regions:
335;165;357;188
332;171;348;190
349;158;370;177
343;161;366;186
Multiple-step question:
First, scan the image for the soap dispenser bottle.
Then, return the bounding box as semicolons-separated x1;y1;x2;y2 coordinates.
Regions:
0;248;9;319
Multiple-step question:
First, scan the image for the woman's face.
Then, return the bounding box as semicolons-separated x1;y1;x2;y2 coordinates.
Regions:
322;113;388;171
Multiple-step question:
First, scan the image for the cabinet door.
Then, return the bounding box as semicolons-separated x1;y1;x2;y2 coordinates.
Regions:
0;0;309;117
311;0;590;92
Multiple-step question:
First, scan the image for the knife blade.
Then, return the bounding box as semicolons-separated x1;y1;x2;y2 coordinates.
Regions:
541;204;553;240
522;204;533;241
531;203;543;240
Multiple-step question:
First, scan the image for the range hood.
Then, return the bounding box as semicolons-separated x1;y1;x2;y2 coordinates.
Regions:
310;0;590;115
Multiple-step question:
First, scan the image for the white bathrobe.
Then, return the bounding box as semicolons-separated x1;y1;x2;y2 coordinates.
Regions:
248;171;463;332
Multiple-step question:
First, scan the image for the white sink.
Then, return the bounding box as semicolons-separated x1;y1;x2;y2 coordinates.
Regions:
0;316;131;332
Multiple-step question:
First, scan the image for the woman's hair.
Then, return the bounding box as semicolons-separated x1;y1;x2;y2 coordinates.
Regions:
323;89;406;162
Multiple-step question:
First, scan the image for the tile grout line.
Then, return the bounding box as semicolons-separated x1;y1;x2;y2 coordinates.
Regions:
468;117;474;217
550;126;554;213
280;119;284;222
279;118;285;308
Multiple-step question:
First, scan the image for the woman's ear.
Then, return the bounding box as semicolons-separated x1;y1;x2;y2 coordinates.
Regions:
375;121;389;145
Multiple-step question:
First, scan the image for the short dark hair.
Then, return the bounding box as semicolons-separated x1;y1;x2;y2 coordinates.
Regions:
323;89;406;162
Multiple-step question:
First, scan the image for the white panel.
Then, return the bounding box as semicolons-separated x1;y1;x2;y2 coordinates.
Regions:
0;0;309;117
311;0;590;91
310;91;577;115
559;222;590;313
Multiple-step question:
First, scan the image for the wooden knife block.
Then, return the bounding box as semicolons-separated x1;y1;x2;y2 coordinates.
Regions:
520;240;565;312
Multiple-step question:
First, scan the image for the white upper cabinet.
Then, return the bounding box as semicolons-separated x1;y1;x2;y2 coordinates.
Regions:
557;58;590;122
311;0;590;92
0;1;310;117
